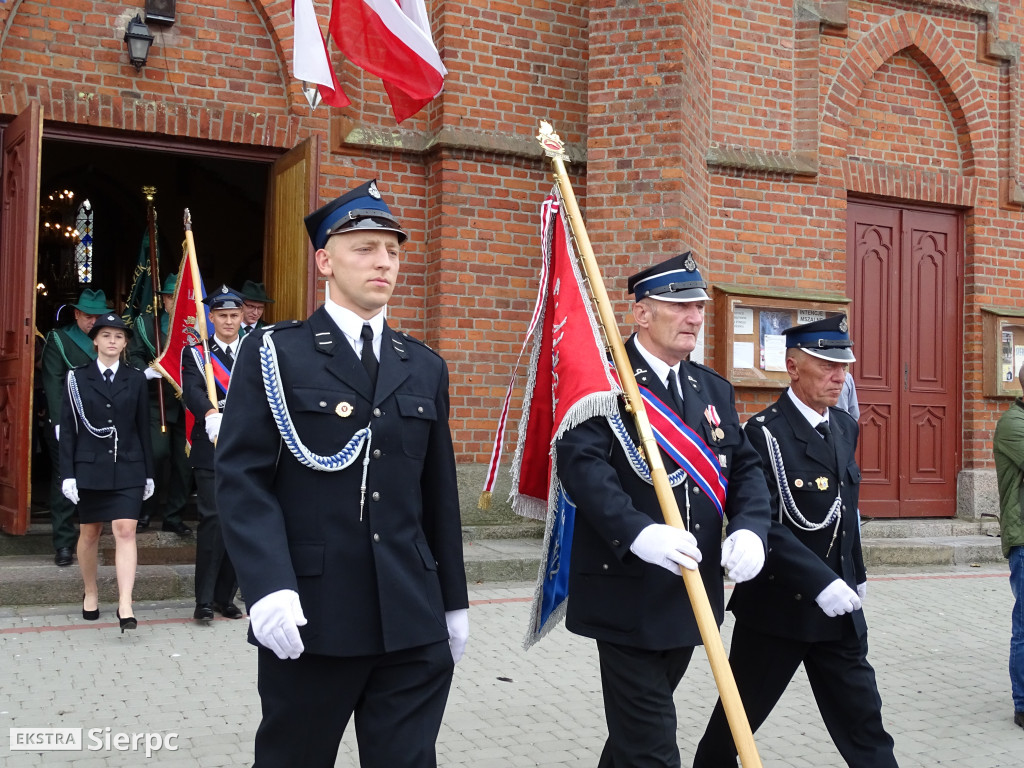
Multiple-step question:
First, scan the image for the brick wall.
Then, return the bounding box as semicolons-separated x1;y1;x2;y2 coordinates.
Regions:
3;0;1024;483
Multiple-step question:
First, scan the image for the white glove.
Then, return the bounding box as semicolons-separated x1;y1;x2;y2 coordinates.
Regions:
720;529;765;583
61;478;79;505
815;579;863;617
204;413;222;443
55;424;60;440
630;524;701;575
857;581;867;602
143;478;155;501
249;589;307;660
144;366;163;380
445;608;469;663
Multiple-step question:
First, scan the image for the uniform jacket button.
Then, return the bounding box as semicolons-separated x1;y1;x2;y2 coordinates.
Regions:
794;593;802;600
602;563;609;570
373;533;380;542
611;539;620;547
371;491;380;501
694;523;701;531
319;401;327;408
105;403;111;408
417;406;424;413
373;408;381;417
372;449;381;459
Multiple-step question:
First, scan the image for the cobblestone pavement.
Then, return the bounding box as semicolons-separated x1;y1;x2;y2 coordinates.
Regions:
0;564;1020;766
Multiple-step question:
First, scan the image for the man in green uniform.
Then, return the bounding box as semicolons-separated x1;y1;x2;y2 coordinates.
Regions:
41;289;107;566
127;274;193;536
238;280;274;337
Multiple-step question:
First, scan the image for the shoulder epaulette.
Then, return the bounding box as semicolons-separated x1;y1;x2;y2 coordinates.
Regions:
260;320;303;333
397;331;441;357
749;405;783;426
686;360;730;384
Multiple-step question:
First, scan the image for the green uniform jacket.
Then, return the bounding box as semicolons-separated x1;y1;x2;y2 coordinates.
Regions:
42;324;96;427
994;399;1024;557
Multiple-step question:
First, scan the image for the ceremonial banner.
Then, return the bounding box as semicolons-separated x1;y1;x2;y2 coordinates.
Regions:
504;190;621;646
121;229;158;329
293;0;350;107
329;0;446;122
151;246;209;450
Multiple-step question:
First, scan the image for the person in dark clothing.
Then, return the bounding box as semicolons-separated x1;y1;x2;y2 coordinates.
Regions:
60;313;154;631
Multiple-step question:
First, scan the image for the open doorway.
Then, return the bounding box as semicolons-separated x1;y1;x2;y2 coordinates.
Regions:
31;139;273;514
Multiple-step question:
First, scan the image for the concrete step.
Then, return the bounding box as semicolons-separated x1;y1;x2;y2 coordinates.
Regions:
0;517;1006;607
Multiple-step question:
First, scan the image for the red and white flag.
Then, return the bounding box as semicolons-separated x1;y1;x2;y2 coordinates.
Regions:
482;189;621;644
293;0;350;108
152;246;209;451
329;0;447;123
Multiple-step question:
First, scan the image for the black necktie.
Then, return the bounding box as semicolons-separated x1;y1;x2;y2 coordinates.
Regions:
103;369;114;387
240;325;251;337
360;324;378;389
816;420;835;454
666;369;685;415
224;344;234;360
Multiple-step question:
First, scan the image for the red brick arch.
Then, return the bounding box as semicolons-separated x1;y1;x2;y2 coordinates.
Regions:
822;12;994;172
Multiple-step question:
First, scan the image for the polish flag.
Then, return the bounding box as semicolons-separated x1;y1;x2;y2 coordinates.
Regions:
293;0;350;107
329;0;447;123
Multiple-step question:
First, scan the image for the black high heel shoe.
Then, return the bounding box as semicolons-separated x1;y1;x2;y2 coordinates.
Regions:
82;594;99;621
116;609;138;633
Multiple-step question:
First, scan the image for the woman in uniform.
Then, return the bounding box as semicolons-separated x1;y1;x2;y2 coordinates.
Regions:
60;313;154;632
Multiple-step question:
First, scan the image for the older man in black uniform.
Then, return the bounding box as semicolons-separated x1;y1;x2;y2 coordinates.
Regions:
555;254;773;768
216;179;469;768
181;285;244;623
693;314;899;768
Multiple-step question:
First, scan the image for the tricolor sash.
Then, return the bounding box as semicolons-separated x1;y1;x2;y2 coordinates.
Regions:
191;345;231;396
611;369;728;518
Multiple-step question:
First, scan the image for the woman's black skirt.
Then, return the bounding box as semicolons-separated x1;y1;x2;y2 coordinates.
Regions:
76;487;142;524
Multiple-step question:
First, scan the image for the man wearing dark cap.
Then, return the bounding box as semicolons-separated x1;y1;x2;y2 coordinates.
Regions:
693;314;899;768
181;285;244;623
127;273;193;536
555;253;773;768
42;288;109;566
216;179;468;767
238;280;273;337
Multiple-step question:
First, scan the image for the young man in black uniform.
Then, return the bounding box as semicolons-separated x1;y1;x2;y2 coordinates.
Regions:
555;254;773;768
180;286;244;623
693;314;899;768
216;180;469;768
127;273;193;536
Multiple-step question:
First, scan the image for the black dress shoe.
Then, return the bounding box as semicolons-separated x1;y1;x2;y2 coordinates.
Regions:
137;515;150;530
116;609;137;633
1015;710;1024;729
82;594;99;621
193;604;214;623
161;520;193;537
213;601;245;620
54;547;73;567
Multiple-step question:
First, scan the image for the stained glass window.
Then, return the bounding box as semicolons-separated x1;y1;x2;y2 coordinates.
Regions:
75;200;93;283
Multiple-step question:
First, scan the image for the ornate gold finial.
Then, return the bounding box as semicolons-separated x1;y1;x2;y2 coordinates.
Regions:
537;121;566;159
142;186;157;202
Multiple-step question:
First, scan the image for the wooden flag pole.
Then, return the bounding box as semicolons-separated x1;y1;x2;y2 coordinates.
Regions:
182;209;219;420
536;122;762;768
